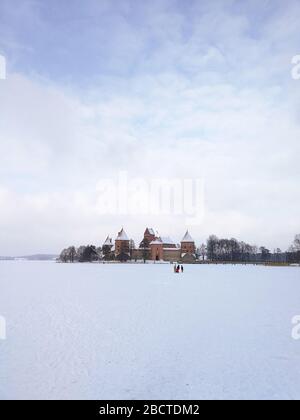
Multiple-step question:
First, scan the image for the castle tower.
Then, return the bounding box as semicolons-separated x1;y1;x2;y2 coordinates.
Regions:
103;236;113;249
115;228;130;259
150;238;164;261
102;236;114;260
181;231;196;255
143;228;156;244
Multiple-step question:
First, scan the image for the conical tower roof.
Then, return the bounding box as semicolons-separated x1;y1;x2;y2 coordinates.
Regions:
181;230;195;243
103;236;113;246
116;228;129;241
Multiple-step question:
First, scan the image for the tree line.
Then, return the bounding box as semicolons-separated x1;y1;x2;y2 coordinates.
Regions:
59;240;136;263
287;234;300;263
203;234;300;263
60;245;101;263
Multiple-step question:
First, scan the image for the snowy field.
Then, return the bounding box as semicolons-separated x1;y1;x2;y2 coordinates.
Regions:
0;261;300;400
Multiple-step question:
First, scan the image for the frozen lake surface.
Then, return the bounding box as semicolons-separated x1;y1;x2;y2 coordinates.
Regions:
0;261;300;400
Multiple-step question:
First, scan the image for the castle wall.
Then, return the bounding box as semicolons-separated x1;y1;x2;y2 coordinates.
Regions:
151;244;164;261
163;248;181;262
181;242;196;254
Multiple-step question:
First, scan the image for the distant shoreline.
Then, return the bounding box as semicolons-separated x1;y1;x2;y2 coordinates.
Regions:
57;260;300;267
0;255;58;261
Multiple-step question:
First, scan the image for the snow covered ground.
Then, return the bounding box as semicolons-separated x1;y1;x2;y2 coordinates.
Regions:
0;261;300;400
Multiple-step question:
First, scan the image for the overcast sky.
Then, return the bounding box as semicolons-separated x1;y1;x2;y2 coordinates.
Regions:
0;0;299;254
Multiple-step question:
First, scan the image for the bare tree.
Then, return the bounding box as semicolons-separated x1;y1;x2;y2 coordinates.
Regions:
68;246;76;263
207;235;218;261
294;234;300;251
140;238;150;263
102;245;113;261
199;243;206;261
59;249;69;263
129;239;135;260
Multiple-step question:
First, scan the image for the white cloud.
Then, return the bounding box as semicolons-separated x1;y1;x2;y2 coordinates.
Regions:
0;1;300;254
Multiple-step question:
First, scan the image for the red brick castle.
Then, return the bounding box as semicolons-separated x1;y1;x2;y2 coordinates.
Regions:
102;227;197;262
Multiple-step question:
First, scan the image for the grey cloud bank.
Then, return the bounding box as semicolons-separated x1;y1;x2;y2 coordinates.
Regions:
0;0;299;254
